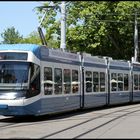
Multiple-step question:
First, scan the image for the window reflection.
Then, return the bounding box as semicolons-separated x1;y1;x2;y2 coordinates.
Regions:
64;69;71;94
72;70;79;93
86;71;92;92
111;73;117;91
54;68;62;94
118;73;123;91
100;72;105;92
134;74;138;90
93;72;99;92
44;67;53;95
0;62;28;84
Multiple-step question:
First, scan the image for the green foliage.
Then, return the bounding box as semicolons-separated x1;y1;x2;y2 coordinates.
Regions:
36;1;140;60
1;26;23;44
21;31;42;45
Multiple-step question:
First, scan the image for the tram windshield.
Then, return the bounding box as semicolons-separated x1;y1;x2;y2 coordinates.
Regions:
0;62;29;90
0;61;40;99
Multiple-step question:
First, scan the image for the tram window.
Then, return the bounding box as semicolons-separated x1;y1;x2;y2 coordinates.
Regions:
134;74;138;90
28;64;40;97
118;73;123;91
124;74;129;91
44;67;53;95
72;70;79;93
100;72;105;92
0;52;27;60
64;69;71;94
93;72;99;92
54;68;62;94
85;71;92;92
139;75;140;90
111;73;117;91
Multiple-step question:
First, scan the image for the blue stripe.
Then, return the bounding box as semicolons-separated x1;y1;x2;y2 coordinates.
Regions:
41;57;81;66
0;104;8;109
83;62;107;68
133;66;140;71
109;66;130;71
133;68;140;71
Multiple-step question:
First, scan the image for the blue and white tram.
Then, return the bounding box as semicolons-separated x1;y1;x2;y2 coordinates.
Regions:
0;43;139;116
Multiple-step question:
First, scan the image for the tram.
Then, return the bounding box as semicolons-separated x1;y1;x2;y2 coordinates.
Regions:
0;44;139;116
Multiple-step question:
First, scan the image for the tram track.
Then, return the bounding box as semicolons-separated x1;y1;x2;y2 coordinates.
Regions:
40;104;140;139
0;117;26;129
74;109;140;139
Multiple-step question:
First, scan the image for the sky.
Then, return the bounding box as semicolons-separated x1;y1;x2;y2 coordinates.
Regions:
0;1;44;42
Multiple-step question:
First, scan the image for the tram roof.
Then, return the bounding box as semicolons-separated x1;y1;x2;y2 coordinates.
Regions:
0;44;80;61
0;44;41;59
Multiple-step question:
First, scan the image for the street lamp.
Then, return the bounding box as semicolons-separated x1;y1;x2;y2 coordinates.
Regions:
134;9;139;62
60;1;66;51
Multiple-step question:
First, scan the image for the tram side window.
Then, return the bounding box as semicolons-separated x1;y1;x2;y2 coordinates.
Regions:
118;73;123;91
93;72;99;92
100;72;105;92
54;68;62;94
72;70;79;93
29;64;40;97
44;67;53;95
139;75;140;90
134;74;138;90
124;74;129;91
85;71;92;92
64;69;71;94
111;73;117;91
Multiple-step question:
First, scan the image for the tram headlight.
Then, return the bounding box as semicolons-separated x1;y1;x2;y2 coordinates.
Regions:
0;91;26;100
0;92;17;100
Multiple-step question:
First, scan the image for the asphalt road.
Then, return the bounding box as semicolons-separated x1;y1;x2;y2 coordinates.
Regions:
0;103;140;139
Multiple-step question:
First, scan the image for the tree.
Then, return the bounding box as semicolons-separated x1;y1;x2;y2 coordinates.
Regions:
36;1;140;60
21;31;42;45
1;26;23;44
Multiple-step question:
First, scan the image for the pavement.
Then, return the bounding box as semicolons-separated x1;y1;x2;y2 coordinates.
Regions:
0;103;140;138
